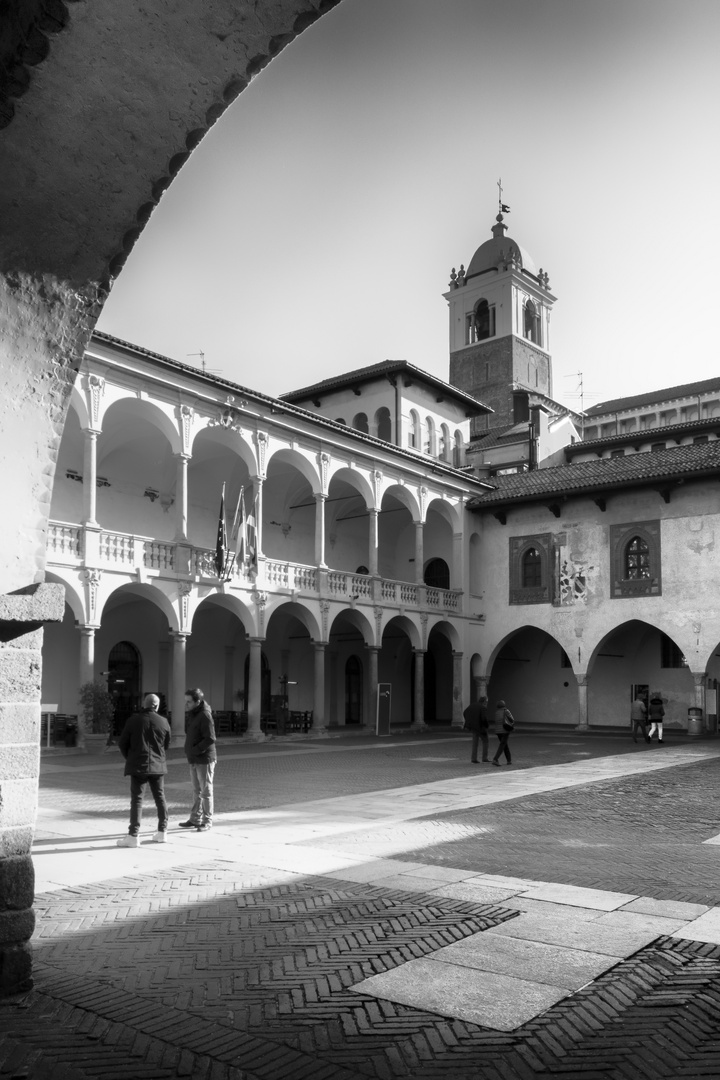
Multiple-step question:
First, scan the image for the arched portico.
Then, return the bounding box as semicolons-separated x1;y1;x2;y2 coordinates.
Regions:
327;608;374;727
487;625;579;727
587;620;696;732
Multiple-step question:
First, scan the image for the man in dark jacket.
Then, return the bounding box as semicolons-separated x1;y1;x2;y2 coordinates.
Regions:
117;693;171;848
463;696;490;763
179;688;217;832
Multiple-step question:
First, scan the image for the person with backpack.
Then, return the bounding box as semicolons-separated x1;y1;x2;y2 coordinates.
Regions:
491;699;514;766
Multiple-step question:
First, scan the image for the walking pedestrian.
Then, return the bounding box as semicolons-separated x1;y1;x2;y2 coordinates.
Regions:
178;688;217;831
630;695;650;744
464;695;490;763
116;693;171;847
647;692;665;744
491;699;514;766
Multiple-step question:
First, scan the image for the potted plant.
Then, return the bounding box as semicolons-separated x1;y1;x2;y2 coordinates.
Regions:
77;680;116;753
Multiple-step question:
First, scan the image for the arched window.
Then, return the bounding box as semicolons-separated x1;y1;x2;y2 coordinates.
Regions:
625;536;650;579
440;423;451;461
375;406;392;442
523;299;541;345
474;298;495;341
424;558;450;590
408;409;420;449
522;547;542;588
336;417;346;425
424;416;435;455
453;430;464;468
352;412;369;434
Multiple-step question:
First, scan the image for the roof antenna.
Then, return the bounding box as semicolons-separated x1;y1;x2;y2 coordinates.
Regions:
187;351;220;377
564;371;585;437
497;177;510;216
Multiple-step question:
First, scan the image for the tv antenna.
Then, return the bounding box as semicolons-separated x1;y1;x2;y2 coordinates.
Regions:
187;350;220;376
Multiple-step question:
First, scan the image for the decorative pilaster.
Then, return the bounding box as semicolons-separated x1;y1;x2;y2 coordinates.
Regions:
80;568;102;626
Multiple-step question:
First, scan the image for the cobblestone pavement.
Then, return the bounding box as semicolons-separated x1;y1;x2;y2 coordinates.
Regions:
4;730;720;1079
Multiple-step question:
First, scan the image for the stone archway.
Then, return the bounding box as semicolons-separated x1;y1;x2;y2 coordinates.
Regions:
0;0;342;995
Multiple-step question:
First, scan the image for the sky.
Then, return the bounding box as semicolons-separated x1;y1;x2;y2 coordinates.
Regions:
97;0;720;415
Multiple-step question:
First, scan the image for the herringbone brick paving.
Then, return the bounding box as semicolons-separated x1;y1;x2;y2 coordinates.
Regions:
4;865;720;1078
304;758;720;906
6;734;720;1078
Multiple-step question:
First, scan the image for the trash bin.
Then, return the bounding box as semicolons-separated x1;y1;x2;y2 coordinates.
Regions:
64;720;78;747
688;707;703;736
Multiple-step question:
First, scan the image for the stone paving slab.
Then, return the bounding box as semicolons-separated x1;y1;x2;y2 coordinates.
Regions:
431;930;619;989
488;912;664;956
594;909;687;936
671;907;720;944
520;881;638;910
431;882;522;904
351;957;569;1031
623;896;710;920
499;897;607;922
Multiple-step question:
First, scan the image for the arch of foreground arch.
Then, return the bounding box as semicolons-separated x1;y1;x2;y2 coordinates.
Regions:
0;0;341;996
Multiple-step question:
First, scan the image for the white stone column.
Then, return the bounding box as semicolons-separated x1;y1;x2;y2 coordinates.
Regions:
451;651;464;728
576;674;589;731
414;521;424;584
410;649;427;730
315;493;327;569
367;645;380;729
312;642;326;733
175;453;189;540
82;428;98;525
368;509;379;575
78;625;96;688
245;638;265;742
171;631;189;745
255;479;264;559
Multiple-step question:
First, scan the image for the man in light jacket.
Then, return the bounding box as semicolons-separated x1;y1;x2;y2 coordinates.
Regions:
179;688;217;832
117;693;171;847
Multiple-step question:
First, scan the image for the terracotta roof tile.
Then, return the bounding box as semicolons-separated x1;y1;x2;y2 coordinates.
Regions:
468;442;720;508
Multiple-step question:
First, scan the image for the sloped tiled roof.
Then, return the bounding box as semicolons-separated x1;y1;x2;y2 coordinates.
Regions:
585;377;720;417
470;422;529;450
282;359;490;415
566;418;720;458
467;442;720;509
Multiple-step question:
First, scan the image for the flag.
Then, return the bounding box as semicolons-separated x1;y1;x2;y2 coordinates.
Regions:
501;203;511;213
214;483;227;578
245;492;257;570
232;487;247;568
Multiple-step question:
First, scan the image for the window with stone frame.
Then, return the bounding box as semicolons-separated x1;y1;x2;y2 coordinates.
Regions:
523;299;542;345
610;520;661;598
509;533;552;604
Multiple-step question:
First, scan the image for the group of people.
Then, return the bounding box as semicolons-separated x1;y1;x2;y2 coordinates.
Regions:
463;696;515;766
116;687;217;847
631;693;666;745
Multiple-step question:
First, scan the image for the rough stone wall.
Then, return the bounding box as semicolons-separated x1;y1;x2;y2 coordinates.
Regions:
0;0;341;996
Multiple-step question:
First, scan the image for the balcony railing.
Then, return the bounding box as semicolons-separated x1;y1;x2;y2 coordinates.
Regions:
47;523;461;611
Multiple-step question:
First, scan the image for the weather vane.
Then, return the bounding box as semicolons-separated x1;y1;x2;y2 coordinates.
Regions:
497;178;510;216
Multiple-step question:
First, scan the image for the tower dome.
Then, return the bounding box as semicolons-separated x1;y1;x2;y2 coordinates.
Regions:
466;214;537;279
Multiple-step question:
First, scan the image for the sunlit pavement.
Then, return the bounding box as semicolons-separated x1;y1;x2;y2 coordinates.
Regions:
7;730;720;1078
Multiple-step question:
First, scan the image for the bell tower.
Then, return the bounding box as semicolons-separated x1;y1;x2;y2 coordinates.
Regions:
446;210;556;432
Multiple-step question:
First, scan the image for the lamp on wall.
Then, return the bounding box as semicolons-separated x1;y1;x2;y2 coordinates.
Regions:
66;468;82;482
144;487;160;502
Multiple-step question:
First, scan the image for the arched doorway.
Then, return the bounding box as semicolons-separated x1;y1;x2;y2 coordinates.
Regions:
345;655;363;725
108;640;141;735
